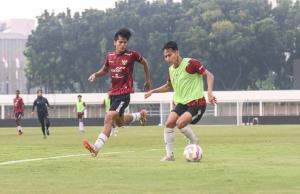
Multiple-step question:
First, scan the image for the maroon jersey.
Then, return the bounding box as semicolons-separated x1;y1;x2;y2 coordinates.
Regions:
104;49;144;96
13;97;24;113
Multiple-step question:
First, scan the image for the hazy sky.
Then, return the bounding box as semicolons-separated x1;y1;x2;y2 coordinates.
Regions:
0;0;116;20
0;0;277;20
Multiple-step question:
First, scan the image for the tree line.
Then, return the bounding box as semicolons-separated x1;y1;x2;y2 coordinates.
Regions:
24;0;300;93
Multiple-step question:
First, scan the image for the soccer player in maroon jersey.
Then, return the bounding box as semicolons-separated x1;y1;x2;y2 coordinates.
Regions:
83;28;151;157
13;90;24;135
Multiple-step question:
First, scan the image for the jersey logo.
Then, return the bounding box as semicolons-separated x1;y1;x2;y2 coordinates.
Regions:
124;53;132;56
122;60;128;66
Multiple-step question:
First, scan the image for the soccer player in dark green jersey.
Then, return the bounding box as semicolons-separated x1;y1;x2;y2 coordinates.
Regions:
145;41;217;161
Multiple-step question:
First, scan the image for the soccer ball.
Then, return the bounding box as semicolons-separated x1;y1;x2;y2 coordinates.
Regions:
183;144;203;162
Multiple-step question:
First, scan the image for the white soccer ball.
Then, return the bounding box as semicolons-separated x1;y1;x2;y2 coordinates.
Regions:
183;144;203;162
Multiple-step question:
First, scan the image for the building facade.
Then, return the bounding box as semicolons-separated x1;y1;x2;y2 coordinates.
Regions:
0;19;35;94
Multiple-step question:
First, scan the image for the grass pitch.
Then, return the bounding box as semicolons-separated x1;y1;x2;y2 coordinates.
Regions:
0;125;300;194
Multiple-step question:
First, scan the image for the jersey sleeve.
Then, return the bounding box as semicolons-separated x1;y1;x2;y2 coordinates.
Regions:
45;98;50;107
104;54;109;67
186;59;206;75
132;50;144;63
32;100;37;112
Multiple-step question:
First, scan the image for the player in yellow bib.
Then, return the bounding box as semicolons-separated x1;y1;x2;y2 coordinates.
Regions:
74;95;86;133
145;41;217;161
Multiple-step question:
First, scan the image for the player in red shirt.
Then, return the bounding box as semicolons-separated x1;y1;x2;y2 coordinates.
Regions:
13;90;24;135
83;28;152;157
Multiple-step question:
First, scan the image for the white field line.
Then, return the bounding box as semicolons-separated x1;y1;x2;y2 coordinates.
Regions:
0;149;163;166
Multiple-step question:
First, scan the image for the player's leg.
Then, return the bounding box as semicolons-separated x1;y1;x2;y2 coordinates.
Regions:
83;111;119;156
83;94;130;157
38;113;46;138
176;106;206;144
110;122;118;136
160;111;179;161
15;113;23;135
121;109;148;126
78;113;85;133
44;115;50;136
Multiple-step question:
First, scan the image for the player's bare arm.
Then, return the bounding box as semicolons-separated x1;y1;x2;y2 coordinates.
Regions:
140;59;152;91
203;69;217;104
88;64;109;82
144;81;172;99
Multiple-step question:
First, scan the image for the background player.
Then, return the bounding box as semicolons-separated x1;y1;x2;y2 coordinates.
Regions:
32;89;51;139
13;90;24;135
74;95;86;133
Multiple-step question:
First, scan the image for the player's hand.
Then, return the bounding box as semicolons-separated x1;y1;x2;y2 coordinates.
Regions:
88;73;97;82
144;90;153;99
143;80;152;91
31;112;34;116
208;93;217;105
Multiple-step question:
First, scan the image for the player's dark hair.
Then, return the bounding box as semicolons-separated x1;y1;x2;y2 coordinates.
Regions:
78;95;82;97
114;28;132;41
16;90;20;93
162;41;178;51
37;88;43;93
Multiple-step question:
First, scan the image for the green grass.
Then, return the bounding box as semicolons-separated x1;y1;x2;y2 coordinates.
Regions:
0;125;300;194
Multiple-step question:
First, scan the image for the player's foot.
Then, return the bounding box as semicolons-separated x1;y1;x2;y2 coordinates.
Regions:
18;130;23;135
43;135;47;139
189;139;199;145
139;109;148;125
160;155;175;162
46;129;50;136
83;139;99;157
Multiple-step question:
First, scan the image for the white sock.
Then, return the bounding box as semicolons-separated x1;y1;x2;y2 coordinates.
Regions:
17;125;23;132
110;127;115;136
94;133;108;151
180;125;198;144
110;127;118;136
79;122;84;132
164;128;175;157
131;112;141;122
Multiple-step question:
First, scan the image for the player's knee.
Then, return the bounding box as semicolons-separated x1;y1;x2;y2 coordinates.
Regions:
165;121;176;129
104;113;114;125
176;120;186;129
115;121;123;127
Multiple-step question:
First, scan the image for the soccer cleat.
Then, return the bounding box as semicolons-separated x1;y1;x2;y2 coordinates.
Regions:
43;135;47;139
160;155;175;162
83;139;99;157
18;130;23;135
46;129;50;136
139;109;148;125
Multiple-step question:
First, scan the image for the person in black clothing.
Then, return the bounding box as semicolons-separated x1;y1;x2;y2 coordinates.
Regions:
31;89;51;139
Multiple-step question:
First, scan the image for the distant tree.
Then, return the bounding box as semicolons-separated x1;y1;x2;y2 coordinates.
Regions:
24;0;300;92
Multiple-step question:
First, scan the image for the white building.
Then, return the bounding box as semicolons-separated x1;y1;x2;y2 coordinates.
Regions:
0;19;35;94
